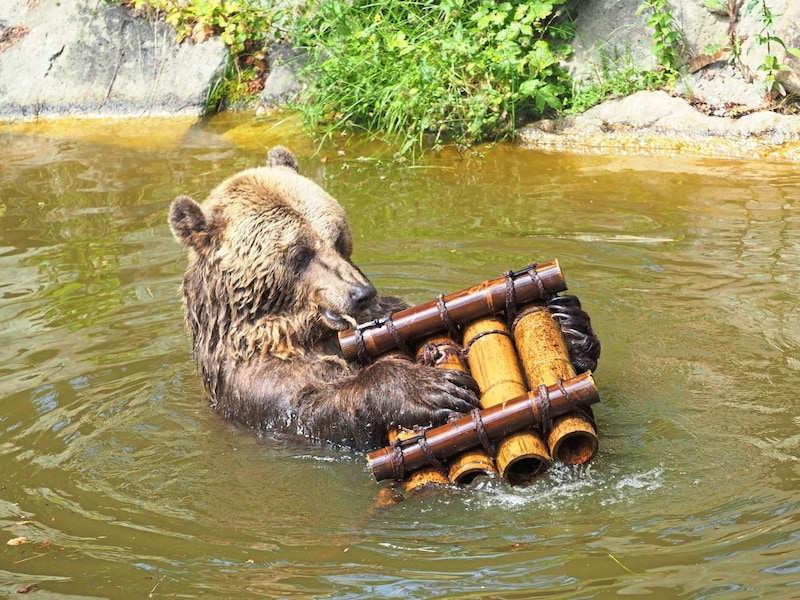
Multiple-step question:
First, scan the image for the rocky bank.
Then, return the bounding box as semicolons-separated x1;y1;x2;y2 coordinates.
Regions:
529;0;800;158
518;89;800;160
2;0;800;159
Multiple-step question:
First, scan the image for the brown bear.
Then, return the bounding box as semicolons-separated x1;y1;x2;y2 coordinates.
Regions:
169;146;479;450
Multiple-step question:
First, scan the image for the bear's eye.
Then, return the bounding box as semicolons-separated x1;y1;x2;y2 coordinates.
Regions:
289;245;314;271
335;234;352;258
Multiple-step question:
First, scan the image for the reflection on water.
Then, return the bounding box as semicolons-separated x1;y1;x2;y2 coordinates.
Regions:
1;114;799;598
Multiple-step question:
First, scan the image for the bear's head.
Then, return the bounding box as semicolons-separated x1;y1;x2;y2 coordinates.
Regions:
169;146;376;361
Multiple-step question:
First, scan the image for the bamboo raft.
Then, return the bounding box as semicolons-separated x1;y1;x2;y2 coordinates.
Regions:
339;262;601;495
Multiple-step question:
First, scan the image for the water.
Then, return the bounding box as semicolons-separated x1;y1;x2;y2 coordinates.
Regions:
1;114;798;599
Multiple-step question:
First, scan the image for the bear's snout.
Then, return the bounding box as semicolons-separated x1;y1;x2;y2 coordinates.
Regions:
349;282;376;312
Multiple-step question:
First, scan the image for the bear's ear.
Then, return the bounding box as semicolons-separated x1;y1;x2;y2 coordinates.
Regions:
169;195;210;249
267;146;299;172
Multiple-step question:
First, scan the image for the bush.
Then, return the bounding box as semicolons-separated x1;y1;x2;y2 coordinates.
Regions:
291;0;573;155
566;47;669;114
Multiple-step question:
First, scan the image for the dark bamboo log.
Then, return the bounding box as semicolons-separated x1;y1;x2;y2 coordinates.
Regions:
339;261;566;364
367;372;599;482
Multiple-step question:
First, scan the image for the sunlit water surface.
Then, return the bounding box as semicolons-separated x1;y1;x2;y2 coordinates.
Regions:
1;114;798;599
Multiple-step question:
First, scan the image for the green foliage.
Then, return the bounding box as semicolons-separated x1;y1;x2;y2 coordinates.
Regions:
121;0;272;55
636;0;683;77
743;0;800;101
117;0;274;110
290;0;573;155
700;0;800;103
703;0;727;11
566;48;666;114
568;0;683;117
205;53;266;112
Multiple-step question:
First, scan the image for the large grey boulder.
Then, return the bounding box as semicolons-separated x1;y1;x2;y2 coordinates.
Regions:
259;39;306;111
0;0;228;120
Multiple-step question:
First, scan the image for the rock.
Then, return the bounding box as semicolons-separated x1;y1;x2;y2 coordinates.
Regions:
565;0;800;107
565;0;656;80
681;63;764;108
0;0;228;120
532;1;800;159
259;39;306;112
517;90;800;160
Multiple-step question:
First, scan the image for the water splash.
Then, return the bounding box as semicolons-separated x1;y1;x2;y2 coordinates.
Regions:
463;463;665;512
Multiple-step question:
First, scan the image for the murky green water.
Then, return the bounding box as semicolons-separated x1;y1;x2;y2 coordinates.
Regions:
1;113;798;599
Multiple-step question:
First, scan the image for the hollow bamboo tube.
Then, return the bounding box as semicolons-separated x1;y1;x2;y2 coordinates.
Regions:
448;452;498;485
339;261;566;363
547;415;598;465
462;317;550;485
367;372;600;482
513;306;599;466
415;335;499;486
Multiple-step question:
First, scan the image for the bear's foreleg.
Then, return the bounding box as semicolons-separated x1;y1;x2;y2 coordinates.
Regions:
226;354;479;450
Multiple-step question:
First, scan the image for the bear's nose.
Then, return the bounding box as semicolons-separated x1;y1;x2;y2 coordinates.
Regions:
350;283;376;310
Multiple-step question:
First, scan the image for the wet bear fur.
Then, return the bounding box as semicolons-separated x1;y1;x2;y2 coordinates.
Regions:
169;146;478;450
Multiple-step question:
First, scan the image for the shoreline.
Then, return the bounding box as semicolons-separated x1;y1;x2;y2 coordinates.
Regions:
7;98;800;164
516;91;800;161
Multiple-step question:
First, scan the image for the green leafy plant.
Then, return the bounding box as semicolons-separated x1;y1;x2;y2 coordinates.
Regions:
743;0;800;102
290;0;573;155
205;52;267;112
636;0;683;79
699;0;800;104
566;47;666;113
120;0;272;55
116;0;274;109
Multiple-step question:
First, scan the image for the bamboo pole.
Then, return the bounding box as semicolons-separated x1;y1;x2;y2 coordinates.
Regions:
512;305;599;465
366;372;600;482
339;262;566;363
388;428;451;491
461;317;550;485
